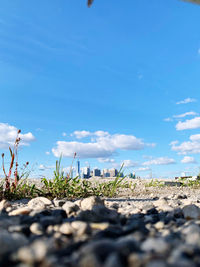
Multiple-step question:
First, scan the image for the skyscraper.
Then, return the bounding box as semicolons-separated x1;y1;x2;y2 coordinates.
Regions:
76;160;80;178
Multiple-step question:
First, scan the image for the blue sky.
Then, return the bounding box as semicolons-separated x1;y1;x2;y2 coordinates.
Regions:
0;0;200;178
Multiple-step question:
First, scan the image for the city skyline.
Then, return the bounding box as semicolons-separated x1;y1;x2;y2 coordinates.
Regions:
0;1;200;179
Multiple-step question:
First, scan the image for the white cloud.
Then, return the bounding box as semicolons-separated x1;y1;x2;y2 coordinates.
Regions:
0;123;35;149
171;134;200;155
62;132;67;137
143;157;175;166
72;130;109;139
45;151;50;155
98;158;115;163
52;131;152;159
39;164;54;171
72;130;91;139
181;156;196;164
176;117;200;130
164;111;198;123
164;117;173;122
176;98;197;105
173;111;198;118
122;160;139;167
136;167;151;172
170;140;179;146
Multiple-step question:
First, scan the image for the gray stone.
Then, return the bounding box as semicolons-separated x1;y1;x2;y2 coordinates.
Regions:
182;204;200;220
0;231;28;256
17;240;47;264
80;196;104;210
62;201;79;215
146;260;167;267
79;239;116;264
104;252;124;267
78;205;118;223
71;221;90;236
141;237;169;254
53;198;66;207
28;197;52;210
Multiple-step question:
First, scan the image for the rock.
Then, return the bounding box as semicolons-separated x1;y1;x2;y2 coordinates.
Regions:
9;207;31;216
104;252;124;267
0;231;28;257
40;216;61;227
90;222;110;230
116;236;140;255
17;240;47;264
182;204;200;220
30;223;44;235
28;197;52;210
59;222;74;235
128;253;143;267
80;196;104;210
176;194;188;200
154;221;165;230
8;225;30;236
79;239;116;264
110;202;119;210
78;206;118;223
146;260;167;267
141;237;169;254
53;198;66;207
51;208;67;218
141;203;155;213
0;200;11;211
182;223;200;245
71;221;90;236
62;201;79;215
79;253;102;267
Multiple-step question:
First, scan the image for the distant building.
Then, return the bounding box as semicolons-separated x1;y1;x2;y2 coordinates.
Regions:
128;172;136;178
76;160;80;178
82;167;90;179
103;169;110;178
93;168;101;177
109;168;118;177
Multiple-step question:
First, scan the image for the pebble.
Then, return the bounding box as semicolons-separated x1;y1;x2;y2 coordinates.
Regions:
30;222;44;235
141;237;169;254
182;204;200;220
62;201;79;215
80;196;104;210
28;197;52;210
9;207;31;216
0;199;11;211
1;188;200;266
59;222;74;235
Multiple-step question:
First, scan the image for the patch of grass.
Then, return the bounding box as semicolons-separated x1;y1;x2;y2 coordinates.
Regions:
41;161;132;199
0;138;135;200
180;179;200;188
145;179;165;188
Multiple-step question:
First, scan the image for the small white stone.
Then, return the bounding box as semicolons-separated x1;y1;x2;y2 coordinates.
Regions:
28;197;52;210
0;200;11;211
30;223;43;235
9;207;31;216
80;196;104;210
59;223;74;235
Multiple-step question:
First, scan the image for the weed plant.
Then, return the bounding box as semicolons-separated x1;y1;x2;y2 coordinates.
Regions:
145;179;165;188
0;132;135;200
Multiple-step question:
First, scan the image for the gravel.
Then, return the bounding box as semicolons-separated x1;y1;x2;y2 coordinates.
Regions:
0;178;200;266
